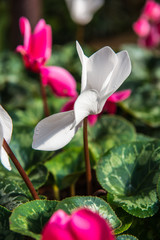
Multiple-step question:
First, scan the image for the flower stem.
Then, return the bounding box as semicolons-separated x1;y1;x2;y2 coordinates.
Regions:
83;117;92;195
40;77;50;117
70;183;76;196
3;139;40;200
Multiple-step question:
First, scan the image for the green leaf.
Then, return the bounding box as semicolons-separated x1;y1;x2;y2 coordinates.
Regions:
0;205;24;240
45;147;85;189
10;200;58;240
55;196;121;230
117;235;139;240
114;208;132;235
0;164;48;197
0;178;29;210
89;115;136;154
156;175;160;200
96;141;160;217
120;83;160;127
10;128;52;170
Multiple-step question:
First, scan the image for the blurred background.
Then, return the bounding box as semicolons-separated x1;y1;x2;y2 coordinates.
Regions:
0;0;153;50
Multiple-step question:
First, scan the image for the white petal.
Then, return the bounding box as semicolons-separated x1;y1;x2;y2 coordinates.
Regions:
86;46;117;93
76;41;88;92
99;50;131;113
0;105;13;144
0;147;11;171
65;0;104;25
32;111;80;151
73;89;99;127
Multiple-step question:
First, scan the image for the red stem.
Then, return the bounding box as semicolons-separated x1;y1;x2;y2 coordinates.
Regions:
3;139;40;200
83;117;92;195
40;77;50;117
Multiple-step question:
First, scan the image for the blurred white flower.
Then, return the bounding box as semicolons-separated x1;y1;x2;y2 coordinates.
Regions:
32;41;131;151
0;105;13;170
65;0;104;25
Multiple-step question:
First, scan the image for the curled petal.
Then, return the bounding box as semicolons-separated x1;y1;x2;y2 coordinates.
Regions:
73;89;99;127
41;66;77;97
85;46;117;93
76;41;88;92
19;17;31;51
0;147;11;171
33;19;46;34
108;89;131;103
0;105;13;144
0;106;13;170
99;50;131;113
32;110;81;151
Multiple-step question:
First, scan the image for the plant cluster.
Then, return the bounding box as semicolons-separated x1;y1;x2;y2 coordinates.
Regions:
0;1;160;240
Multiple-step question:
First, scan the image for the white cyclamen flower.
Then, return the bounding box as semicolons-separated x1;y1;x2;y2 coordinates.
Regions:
65;0;104;25
0;105;13;170
32;41;131;151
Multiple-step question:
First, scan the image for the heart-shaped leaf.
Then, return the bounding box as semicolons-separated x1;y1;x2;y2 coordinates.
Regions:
96;141;160;217
55;196;121;230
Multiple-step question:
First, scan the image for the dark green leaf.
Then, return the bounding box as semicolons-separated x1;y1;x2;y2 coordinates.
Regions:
55;196;121;230
10;200;58;240
97;141;160;217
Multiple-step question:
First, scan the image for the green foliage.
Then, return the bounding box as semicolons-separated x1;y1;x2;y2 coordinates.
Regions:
97;140;160;217
0;206;24;240
10;200;58;240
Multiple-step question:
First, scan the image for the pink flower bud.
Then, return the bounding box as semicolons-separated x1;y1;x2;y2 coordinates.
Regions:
41;208;115;240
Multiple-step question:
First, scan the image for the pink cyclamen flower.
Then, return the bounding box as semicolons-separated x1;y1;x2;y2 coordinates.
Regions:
133;17;151;37
40;66;78;97
143;0;160;22
41;208;115;240
61;89;131;125
16;17;52;73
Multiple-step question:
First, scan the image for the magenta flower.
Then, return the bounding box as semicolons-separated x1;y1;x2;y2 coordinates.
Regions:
40;66;78;97
16;17;52;73
41;208;115;240
61;89;131;126
133;17;151;37
143;0;160;22
133;0;160;48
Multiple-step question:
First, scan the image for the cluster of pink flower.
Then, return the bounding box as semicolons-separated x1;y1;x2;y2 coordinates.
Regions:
133;0;160;48
17;17;131;126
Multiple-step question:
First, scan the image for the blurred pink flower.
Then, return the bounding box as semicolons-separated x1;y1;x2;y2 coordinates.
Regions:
133;18;151;37
41;208;115;240
16;17;52;73
143;0;160;22
138;24;160;47
61;89;131;125
133;0;160;48
40;66;78;97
